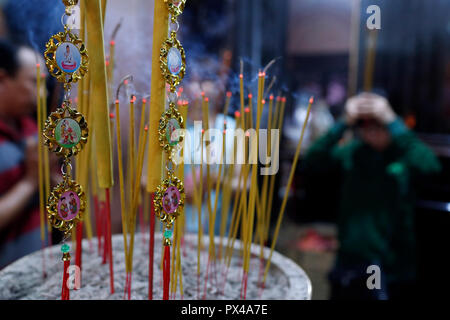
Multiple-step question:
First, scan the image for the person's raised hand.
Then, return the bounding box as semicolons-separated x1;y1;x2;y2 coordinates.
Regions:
344;95;368;125
345;93;396;125
361;93;396;124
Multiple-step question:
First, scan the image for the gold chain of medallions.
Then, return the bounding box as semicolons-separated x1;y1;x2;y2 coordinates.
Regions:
154;0;188;246
43;0;88;258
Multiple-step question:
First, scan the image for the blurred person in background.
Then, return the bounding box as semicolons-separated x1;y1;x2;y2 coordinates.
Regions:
304;92;441;300
0;40;45;269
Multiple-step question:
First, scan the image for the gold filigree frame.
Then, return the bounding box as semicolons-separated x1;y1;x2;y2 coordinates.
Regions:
153;175;185;230
44;26;88;86
160;32;186;92
166;0;186;22
63;0;78;7
43;101;88;158
158;104;185;157
47;179;85;236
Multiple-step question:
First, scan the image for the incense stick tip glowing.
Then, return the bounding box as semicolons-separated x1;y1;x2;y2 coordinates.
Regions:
309;96;314;104
105;60;110;66
226;91;232;98
109;113;115;119
281;97;286;103
115;99;119;104
248;94;252;99
239;74;243;79
269;95;274;100
36;63;40;68
244;107;250;113
262;99;266;105
142;98;147;103
144;125;149;132
234;111;241;118
205;97;209;102
110;40;115;46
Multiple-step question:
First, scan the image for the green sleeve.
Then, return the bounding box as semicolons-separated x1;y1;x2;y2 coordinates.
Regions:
388;119;442;177
304;120;347;174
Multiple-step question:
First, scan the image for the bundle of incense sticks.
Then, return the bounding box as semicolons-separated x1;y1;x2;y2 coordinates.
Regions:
36;63;47;280
112;90;149;299
209;63;312;300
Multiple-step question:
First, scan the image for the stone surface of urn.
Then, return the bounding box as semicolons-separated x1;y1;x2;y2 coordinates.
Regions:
0;234;311;300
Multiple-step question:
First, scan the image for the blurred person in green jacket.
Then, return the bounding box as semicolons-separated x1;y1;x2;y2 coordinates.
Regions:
304;92;441;300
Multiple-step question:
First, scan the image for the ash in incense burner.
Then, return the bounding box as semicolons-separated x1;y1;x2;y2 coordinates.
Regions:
0;233;311;300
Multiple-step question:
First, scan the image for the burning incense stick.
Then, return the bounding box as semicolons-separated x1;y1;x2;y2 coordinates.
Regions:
262;97;314;285
363;30;378;91
114;99;129;269
242;72;265;299
264;96;285;242
36;64;45;255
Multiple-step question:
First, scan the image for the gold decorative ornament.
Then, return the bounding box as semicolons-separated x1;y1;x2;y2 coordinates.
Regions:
166;0;186;22
47;177;86;236
62;0;78;8
158;103;185;157
43;100;88;158
155;0;187;253
153;174;185;230
160;31;186;92
44;26;89;88
43;0;88;300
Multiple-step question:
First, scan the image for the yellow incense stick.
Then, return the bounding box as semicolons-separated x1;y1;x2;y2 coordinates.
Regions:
114;99;129;270
363;29;378;91
264;96;285;241
220;114;243;262
202;98;215;260
244;73;265;273
108;41;115;98
218;124;234;261
41;74;50;209
223;167;245;267
239;74;245;129
146;0;168;193
209;127;226;260
85;0;113;189
126;124;149;272
260;96;273;229
177;222;184;298
197;130;204;276
36;64;45;242
348;0;361;96
263;97;314;283
129;97;136;200
101;0;107;23
170;219;178;294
